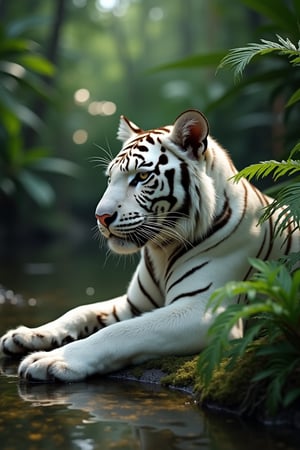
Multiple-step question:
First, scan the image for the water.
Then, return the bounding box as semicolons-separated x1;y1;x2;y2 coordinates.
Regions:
1;242;300;450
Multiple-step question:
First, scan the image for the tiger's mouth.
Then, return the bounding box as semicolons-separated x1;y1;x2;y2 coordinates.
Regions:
107;232;148;255
99;218;165;254
106;224;163;254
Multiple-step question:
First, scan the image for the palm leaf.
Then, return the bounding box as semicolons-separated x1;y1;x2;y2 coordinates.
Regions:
219;35;300;80
233;159;300;183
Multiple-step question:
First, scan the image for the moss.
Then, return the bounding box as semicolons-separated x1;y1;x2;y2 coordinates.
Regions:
159;356;198;388
114;355;199;390
117;351;260;410
198;351;265;413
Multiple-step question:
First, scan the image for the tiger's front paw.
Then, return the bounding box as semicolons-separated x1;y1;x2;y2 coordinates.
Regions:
0;326;74;357
1;327;51;356
18;348;88;382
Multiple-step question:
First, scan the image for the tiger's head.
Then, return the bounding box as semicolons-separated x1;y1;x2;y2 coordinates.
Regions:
95;109;217;255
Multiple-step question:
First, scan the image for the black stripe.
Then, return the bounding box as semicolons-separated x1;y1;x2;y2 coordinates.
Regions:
241;229;267;288
112;305;120;322
165;194;231;282
144;247;163;296
203;191;232;240
166;245;188;284
203;181;248;253
169;282;213;304
167;261;209;292
127;297;142;316
251;186;275;260
138;275;159;308
146;135;155;144
179;162;191;216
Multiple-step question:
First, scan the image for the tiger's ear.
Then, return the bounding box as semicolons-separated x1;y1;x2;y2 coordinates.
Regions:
117;115;143;143
170;110;209;158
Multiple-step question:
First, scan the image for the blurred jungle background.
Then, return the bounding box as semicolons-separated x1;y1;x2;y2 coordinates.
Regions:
0;0;299;308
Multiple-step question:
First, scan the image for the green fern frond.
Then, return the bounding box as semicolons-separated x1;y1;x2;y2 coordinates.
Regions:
233;159;300;183
289;142;300;159
198;260;300;412
219;35;300;79
259;183;300;236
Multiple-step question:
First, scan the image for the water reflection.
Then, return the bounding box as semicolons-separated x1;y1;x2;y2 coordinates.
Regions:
1;358;206;449
20;380;206;448
1;357;300;450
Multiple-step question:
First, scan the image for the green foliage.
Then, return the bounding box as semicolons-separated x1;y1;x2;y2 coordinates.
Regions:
196;3;300;416
215;29;300;123
0;18;79;207
218;34;300;117
234;156;300;184
0;20;55;131
149;51;228;73
219;35;300;81
198;259;300;413
233;145;300;237
223;32;300;240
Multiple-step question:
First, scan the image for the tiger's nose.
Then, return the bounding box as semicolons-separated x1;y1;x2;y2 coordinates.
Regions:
96;212;117;228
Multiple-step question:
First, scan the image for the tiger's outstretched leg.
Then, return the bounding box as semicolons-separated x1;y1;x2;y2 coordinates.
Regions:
0;296;134;356
16;299;241;382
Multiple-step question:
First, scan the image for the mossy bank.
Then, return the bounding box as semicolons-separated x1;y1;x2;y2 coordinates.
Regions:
111;351;300;428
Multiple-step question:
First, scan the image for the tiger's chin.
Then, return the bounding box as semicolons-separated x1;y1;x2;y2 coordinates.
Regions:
107;235;142;255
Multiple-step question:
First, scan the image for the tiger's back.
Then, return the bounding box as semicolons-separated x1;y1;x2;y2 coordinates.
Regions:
1;109;298;382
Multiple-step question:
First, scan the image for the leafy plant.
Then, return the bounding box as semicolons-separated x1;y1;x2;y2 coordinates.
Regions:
219;35;300;77
0;18;79;208
198;259;300;413
222;33;300;243
197;21;300;414
232;150;300;239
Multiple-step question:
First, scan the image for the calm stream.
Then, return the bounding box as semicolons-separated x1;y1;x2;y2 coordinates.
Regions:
1;241;300;450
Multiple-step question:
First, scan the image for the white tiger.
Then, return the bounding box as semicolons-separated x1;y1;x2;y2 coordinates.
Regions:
1;109;298;382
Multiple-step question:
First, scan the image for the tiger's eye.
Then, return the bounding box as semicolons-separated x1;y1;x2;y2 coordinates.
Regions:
138;172;149;181
130;172;150;187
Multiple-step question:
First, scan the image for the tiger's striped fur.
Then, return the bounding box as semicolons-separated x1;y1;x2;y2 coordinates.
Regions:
1;110;298;382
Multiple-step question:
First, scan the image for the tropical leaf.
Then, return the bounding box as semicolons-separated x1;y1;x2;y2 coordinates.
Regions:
31;157;80;177
233;159;300;183
259;183;300;236
289;142;300;159
17;54;55;76
18;170;55;206
286;87;300;107
0;37;35;55
149;51;227;73
198;259;300;413
0;85;44;131
219;35;300;80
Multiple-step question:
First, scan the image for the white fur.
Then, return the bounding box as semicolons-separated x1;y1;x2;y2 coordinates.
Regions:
1;110;298;382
